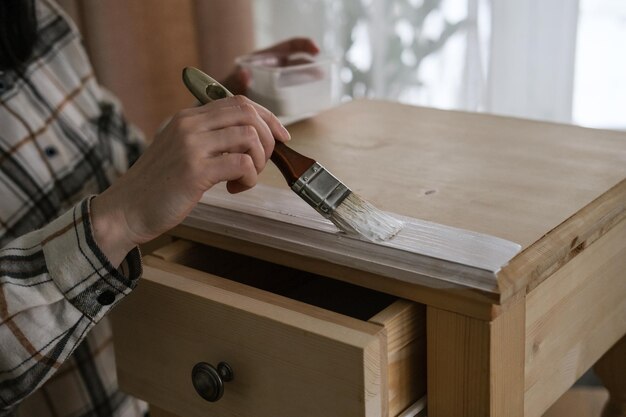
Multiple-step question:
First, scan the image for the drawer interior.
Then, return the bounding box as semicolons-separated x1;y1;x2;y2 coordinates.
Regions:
156;240;398;322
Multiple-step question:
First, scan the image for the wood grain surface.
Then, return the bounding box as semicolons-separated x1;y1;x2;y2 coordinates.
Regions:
524;219;626;417
427;297;526;416
369;301;426;416
114;240;429;417
185;99;626;304
114;258;388;417
273;100;626;248
182;183;521;295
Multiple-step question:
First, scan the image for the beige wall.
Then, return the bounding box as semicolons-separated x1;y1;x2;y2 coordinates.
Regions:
58;0;254;138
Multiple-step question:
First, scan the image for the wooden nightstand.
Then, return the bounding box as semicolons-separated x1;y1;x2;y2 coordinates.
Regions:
112;100;626;417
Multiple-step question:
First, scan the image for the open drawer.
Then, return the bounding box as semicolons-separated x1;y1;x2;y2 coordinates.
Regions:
112;240;426;417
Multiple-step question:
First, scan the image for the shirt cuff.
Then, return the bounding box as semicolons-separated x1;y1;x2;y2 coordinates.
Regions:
42;197;142;321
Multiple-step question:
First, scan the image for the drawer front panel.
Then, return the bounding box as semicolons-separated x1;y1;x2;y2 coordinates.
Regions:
112;259;387;417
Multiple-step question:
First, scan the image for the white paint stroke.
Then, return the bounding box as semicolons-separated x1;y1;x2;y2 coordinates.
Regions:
183;183;521;294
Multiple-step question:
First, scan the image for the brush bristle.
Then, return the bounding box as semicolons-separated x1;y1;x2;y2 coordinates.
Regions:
329;193;404;241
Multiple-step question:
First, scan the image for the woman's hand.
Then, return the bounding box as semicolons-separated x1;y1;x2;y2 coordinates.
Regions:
90;96;290;266
222;37;320;95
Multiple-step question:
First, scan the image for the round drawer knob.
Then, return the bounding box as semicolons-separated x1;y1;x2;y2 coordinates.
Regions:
191;361;234;402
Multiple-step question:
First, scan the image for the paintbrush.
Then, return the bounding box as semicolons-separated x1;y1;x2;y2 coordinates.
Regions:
182;66;403;241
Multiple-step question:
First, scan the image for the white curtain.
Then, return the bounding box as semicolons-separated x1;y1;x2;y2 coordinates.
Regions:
574;0;626;129
253;0;581;124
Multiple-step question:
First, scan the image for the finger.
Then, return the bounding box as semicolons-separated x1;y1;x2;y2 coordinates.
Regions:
242;100;291;145
217;102;274;157
189;98;272;147
202;97;289;156
205;153;257;192
204;126;266;172
226;179;252;194
258;37;320;56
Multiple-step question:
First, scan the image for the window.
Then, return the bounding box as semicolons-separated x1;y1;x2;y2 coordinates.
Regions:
254;0;625;129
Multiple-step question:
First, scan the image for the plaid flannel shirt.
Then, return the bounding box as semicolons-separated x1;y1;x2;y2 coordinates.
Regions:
1;1;147;416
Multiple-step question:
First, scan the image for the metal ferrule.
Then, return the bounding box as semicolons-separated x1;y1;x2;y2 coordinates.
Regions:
291;162;351;218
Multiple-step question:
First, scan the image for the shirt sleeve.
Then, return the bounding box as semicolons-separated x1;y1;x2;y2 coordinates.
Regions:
0;196;142;414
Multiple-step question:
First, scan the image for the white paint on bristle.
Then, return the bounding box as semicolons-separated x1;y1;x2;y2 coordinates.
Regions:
330;192;404;241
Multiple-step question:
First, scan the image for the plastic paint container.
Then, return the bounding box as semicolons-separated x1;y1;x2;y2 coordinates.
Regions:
236;52;335;121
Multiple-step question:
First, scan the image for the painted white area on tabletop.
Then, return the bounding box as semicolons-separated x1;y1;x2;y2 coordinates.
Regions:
183;183;521;294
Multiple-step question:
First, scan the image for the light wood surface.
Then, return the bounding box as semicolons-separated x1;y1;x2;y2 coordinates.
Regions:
500;179;626;298
171;224;505;320
171;99;626;319
369;301;426;417
543;388;610;417
595;336;626;417
113;241;426;417
113;259;386;417
113;100;626;417
427;296;525;416
149;405;181;417
524;219;626;417
252;99;626;303
183;183;520;295
274;100;626;248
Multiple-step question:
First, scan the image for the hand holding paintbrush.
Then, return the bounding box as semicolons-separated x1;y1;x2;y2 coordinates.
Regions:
182;67;403;241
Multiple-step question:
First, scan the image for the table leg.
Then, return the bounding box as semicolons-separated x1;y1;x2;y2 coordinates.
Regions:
427;297;525;417
595;336;626;417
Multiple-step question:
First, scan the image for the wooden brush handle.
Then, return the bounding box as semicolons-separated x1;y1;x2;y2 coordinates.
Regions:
271;142;316;186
